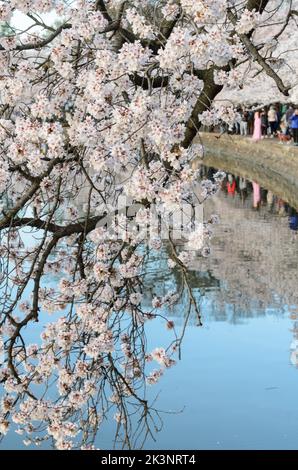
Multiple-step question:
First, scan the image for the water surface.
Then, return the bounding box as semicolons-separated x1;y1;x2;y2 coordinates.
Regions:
1;172;298;450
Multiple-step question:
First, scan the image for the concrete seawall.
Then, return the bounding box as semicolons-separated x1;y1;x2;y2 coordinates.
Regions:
196;133;298;210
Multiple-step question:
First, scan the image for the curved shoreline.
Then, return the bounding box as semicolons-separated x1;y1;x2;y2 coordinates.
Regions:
196;133;298;210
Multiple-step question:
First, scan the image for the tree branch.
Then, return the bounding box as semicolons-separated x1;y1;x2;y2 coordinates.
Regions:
182;68;223;148
227;9;290;96
0;23;72;52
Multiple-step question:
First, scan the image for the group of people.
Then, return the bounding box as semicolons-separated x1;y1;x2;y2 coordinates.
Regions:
237;104;298;145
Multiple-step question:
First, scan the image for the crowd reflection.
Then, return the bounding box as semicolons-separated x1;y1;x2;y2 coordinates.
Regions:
204;167;298;233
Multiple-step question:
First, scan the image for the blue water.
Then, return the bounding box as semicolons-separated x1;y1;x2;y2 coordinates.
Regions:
1;188;298;450
144;314;298;450
2;312;297;450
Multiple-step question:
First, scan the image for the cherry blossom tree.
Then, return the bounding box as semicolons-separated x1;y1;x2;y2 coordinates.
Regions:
0;0;297;449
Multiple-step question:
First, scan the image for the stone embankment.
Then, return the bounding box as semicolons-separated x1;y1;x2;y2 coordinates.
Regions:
195;133;298;209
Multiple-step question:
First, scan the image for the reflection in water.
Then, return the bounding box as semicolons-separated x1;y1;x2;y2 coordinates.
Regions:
212;174;296;295
1;167;298;449
202;168;298;370
149;167;298;318
291;321;298;367
145;164;298;373
147;166;298;352
289;207;298;232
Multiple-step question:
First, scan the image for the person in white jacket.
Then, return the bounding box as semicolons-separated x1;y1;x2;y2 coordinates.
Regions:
267;106;278;137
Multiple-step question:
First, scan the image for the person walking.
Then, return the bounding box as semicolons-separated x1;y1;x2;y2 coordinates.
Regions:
260;109;268;138
252;110;262;141
267;105;278;137
235;107;242;134
240;109;249;136
290;109;298;146
286;105;294;135
247;110;254;135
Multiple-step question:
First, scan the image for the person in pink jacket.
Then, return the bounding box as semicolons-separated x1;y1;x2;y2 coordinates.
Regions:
252;110;262;141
